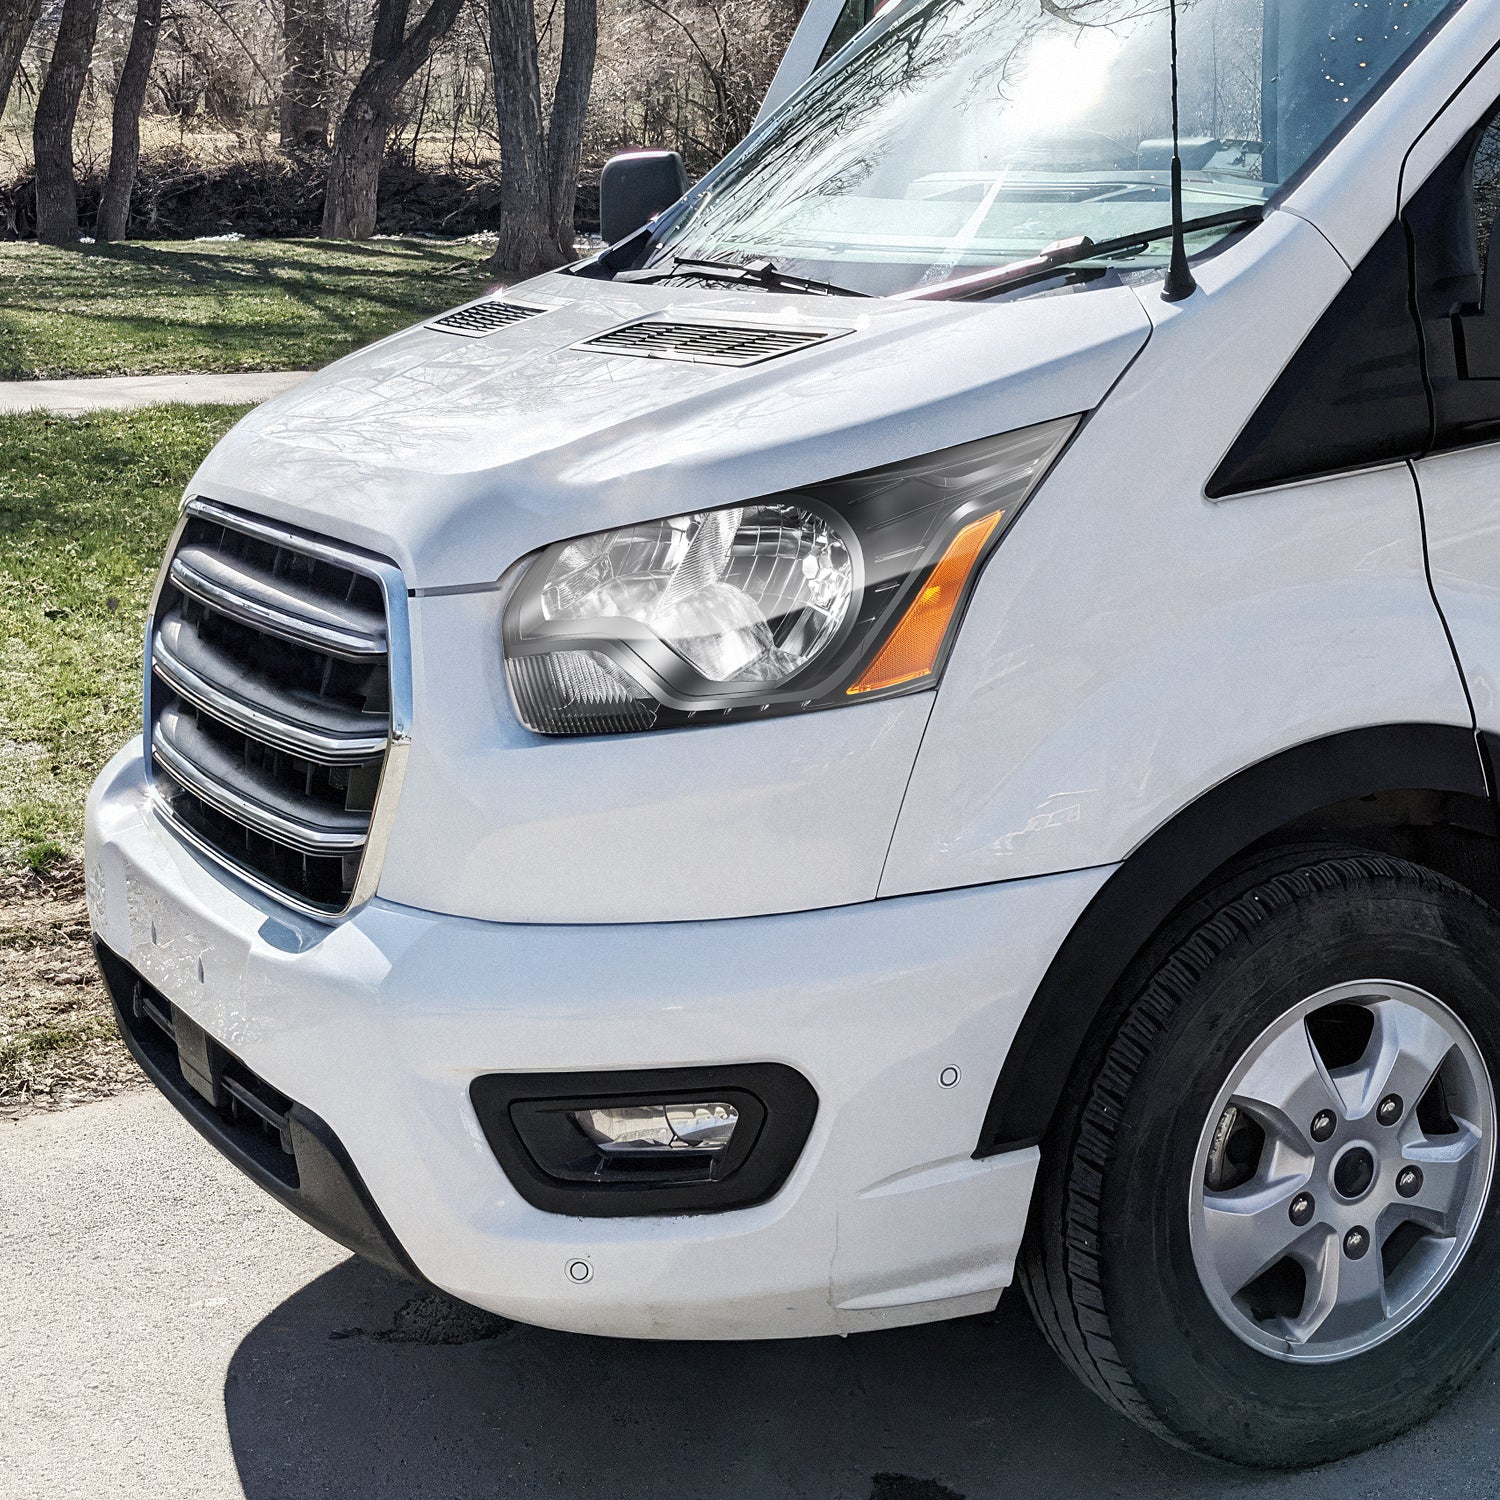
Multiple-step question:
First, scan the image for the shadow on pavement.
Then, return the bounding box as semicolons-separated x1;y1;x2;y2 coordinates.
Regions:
223;1259;1246;1500
224;1256;1500;1499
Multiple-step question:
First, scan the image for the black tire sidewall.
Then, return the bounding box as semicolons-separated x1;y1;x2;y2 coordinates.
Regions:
1105;874;1500;1465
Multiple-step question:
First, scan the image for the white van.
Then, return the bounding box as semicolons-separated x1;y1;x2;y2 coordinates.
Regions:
85;0;1500;1466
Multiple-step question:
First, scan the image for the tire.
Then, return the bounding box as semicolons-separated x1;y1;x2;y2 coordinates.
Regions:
1019;846;1500;1467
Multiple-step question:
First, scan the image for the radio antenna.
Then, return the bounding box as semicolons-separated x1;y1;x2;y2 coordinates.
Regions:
1161;0;1197;302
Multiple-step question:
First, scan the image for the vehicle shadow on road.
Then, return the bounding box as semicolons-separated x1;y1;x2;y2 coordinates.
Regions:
222;1257;1496;1500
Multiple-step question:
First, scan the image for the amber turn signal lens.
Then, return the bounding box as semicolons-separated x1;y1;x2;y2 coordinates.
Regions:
846;510;1004;696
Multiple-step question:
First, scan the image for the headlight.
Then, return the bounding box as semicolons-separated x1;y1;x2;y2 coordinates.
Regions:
504;415;1078;735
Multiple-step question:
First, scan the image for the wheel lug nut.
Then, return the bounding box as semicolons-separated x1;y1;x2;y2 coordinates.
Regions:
1397;1166;1423;1199
1343;1226;1370;1260
1289;1192;1315;1227
1311;1110;1337;1142
1378;1094;1404;1127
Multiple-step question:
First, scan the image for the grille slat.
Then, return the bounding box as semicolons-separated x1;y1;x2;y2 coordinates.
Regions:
148;503;405;916
154;616;387;764
576;319;844;367
153;708;369;856
429;300;549;336
170;543;387;659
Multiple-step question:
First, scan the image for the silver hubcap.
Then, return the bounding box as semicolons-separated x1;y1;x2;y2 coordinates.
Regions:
1188;981;1494;1362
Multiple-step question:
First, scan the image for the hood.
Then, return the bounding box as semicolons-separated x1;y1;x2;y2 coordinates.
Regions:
189;270;1152;590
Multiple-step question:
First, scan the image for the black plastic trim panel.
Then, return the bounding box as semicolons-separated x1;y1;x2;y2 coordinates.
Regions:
1209;30;1500;495
471;1064;818;1217
95;939;426;1285
976;724;1488;1156
1205;221;1433;498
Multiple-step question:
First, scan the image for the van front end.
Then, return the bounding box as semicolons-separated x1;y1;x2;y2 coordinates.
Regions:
87;0;1500;1466
83;273;1139;1338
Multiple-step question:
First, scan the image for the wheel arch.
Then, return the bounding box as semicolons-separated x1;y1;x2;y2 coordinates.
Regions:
977;723;1498;1156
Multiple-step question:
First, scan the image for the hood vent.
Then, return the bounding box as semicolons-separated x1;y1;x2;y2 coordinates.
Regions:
576;318;845;368
429;300;549;337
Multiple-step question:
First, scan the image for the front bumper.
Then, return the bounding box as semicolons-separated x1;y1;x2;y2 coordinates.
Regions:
86;740;1112;1339
95;939;425;1284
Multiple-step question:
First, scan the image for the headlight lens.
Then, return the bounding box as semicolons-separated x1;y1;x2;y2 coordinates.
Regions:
505;415;1078;735
539;503;854;685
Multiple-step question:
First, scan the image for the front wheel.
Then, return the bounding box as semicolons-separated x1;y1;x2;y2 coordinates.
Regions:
1020;849;1500;1466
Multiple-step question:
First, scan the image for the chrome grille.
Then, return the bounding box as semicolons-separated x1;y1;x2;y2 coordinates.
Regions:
146;500;411;917
574;319;844;367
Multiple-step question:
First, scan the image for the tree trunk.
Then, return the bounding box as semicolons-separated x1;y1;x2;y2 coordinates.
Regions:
321;100;387;238
280;0;330;149
32;0;103;246
321;0;462;239
0;0;42;123
486;0;556;280
96;0;162;242
485;0;599;281
544;0;597;259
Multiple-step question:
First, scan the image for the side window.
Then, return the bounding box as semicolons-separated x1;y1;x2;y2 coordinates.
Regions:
815;0;878;69
1474;118;1500;274
754;0;880;129
1408;105;1500;450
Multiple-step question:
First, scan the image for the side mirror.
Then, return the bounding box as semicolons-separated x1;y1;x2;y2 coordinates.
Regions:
599;150;690;246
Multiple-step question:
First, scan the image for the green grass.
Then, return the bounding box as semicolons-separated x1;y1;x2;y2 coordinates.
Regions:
0;237;493;380
0;404;247;868
0;1014;117;1072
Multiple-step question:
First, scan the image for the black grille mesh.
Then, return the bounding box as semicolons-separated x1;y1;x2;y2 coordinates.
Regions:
430;301;548;336
577;319;839;367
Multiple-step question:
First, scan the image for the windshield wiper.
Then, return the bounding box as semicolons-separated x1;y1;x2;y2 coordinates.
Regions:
619;254;871;299
611;205;1261;302
897;206;1266;303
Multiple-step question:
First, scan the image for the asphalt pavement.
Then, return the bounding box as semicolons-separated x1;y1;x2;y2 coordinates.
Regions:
5;1090;1500;1500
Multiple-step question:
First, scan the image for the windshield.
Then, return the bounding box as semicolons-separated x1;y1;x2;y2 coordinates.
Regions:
647;0;1459;297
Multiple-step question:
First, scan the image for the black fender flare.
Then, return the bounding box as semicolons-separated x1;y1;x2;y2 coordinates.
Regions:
975;724;1489;1156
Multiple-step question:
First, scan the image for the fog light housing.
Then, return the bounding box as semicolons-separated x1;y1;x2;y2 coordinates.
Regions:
469;1064;818;1217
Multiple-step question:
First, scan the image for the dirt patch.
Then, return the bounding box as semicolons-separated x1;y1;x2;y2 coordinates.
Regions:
329;1288;512;1346
0;862;143;1120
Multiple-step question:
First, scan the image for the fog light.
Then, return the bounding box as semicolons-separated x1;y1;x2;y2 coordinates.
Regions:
571;1102;739;1154
469;1064;818;1216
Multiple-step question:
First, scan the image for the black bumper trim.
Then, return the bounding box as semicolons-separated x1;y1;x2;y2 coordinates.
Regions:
94;938;427;1286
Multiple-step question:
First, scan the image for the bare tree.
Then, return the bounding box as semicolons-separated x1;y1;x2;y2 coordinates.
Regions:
0;0;42;122
486;0;597;279
33;0;105;246
97;0;163;240
545;0;598;252
486;0;550;274
4;0;795;244
281;0;330;148
321;0;465;239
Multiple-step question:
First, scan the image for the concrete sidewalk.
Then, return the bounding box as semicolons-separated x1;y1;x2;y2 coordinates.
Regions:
7;1089;1500;1499
0;370;310;414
